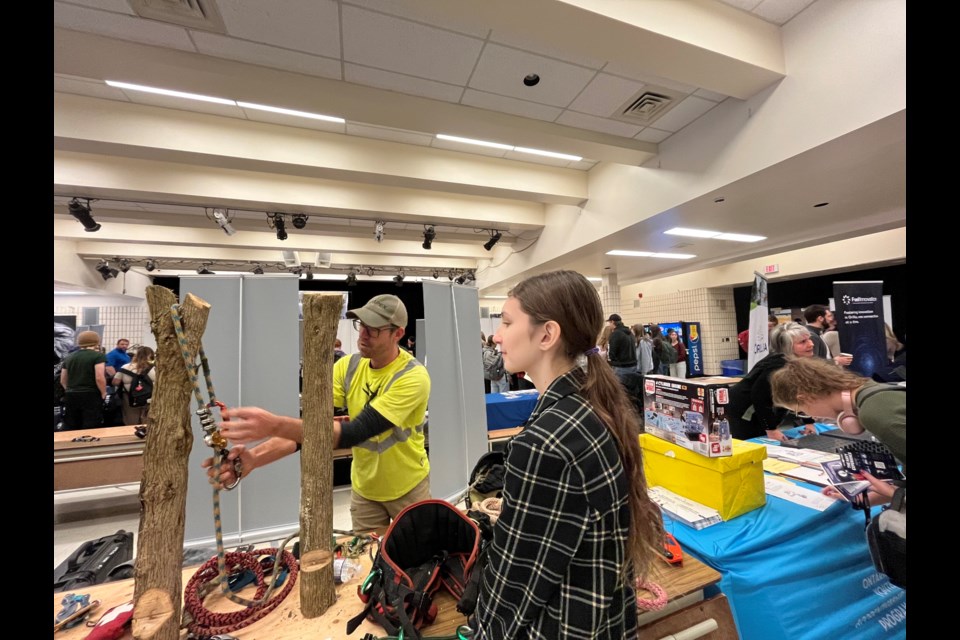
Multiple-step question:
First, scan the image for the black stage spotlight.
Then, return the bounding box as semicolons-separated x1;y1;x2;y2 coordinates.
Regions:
455;273;466;285
268;213;288;241
197;264;215;275
374;220;385;243
345;272;358;287
289;266;303;276
69;198;101;232
118;260;131;273
96;260;118;280
291;214;308;230
422;225;436;250
483;230;502;251
393;272;405;287
366;267;376;277
432;270;439;279
448;270;455;281
145;259;157;272
305;268;314;280
252;264;264;275
211;208;236;236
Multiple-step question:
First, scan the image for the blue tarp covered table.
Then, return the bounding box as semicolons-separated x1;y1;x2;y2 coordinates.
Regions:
484;391;539;431
664;426;906;640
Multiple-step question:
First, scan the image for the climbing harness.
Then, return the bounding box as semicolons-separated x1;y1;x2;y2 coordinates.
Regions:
170;304;299;639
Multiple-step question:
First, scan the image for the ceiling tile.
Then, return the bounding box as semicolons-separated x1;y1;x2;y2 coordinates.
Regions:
600;66;698;96
239;107;346;134
192;32;342;81
66;0;136;14
55;1;196;52
55;75;131;102
488;31;606;69
344;64;463;103
568;73;647;118
555;111;643;138
634;127;672;143
647;95;718;133
431;137;509;159
343;0;490;38
216;0;341;59
461;89;562;123
567;159;599;171
346;123;434;146
342;5;484;85
469;44;597;108
753;0;817;26
117;91;247;119
503;149;571;168
715;0;764;11
693;88;730;103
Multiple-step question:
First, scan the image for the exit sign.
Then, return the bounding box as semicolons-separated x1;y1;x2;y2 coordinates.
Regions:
763;264;779;274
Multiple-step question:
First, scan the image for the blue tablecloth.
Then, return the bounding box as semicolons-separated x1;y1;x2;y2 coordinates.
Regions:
485;391;539;431
663;427;906;640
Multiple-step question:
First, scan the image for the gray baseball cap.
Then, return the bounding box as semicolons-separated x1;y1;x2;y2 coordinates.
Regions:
346;294;408;328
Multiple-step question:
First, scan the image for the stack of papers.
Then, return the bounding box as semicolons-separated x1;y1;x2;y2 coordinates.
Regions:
648;486;723;530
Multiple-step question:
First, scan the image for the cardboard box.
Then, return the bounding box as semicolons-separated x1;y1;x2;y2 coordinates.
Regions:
642;375;738;457
640;434;767;521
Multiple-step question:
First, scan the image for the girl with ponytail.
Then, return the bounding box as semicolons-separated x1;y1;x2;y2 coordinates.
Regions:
475;270;663;639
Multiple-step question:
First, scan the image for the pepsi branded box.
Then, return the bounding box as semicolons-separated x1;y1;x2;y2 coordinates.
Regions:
642;375;739;457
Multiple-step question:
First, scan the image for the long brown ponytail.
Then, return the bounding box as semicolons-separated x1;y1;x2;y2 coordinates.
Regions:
510;271;663;579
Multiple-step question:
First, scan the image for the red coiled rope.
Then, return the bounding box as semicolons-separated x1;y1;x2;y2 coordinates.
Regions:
182;548;299;638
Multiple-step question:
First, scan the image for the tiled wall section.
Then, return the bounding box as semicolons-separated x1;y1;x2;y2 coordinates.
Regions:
600;284;621;320
615;286;741;375
54;305;151;347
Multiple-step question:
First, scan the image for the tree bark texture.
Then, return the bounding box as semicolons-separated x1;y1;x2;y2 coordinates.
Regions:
133;288;211;640
298;293;342;617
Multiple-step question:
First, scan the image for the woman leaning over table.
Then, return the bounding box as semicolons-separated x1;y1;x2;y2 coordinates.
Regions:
474;270;663;640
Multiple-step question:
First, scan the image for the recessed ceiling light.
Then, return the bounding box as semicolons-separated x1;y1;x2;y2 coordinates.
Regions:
665;227;720;238
523;74;540;87
436;134;512;150
105;81;236;105
236;101;345;123
813;202;830;207
714;232;766;242
714;197;725;203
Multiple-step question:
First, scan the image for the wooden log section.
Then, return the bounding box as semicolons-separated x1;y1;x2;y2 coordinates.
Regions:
298;293;343;617
133;288;211;640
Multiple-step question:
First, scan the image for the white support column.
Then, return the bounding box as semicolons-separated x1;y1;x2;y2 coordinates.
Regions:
601;272;621;320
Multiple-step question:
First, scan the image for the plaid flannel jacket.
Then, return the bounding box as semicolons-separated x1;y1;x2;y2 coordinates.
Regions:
475;369;637;639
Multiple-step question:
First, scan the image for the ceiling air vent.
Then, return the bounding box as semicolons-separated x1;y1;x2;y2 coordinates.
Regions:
614;86;683;126
129;0;227;34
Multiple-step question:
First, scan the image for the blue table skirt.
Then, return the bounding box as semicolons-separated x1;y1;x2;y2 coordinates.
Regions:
662;427;906;640
484;391;539;431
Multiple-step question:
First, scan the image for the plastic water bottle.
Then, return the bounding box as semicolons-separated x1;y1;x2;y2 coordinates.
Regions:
334;558;362;584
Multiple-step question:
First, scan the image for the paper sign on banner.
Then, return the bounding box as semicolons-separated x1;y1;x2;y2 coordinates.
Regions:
746;272;770;372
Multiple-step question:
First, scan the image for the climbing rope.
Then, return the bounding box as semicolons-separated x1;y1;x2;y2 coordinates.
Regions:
170;304;299;638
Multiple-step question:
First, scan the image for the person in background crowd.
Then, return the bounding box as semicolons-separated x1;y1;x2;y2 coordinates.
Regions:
204;295;431;534
596;324;613;360
801;305;835;361
632;324;654;375
333;338;346;363
666;328;687;379
475;270;662;639
112;346;156;426
727;322;819;441
104;338;131;378
60;331;107;430
770;356;906;497
648;324;665;374
605;313;637;381
884;323;904;363
402;335;416;355
483;335;510;394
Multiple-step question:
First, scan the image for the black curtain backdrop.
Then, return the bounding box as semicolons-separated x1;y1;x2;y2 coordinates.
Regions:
733;263;907;345
153;276;427;340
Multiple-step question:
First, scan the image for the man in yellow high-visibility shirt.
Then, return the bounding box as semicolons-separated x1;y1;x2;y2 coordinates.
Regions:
203;294;431;533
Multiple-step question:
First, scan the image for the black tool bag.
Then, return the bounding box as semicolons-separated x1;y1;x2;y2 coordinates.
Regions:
53;530;134;592
465;451;505;509
347;500;481;639
865;486;906;589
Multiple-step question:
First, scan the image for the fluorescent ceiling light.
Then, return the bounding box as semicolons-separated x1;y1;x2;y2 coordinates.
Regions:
664;227;766;243
586;277;603;282
437;135;579;160
484;295;509;299
714;232;766;242
513;147;582;162
664;227;720;238
105;81;236;105
606;250;695;259
436;134;512;150
237;101;345;123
